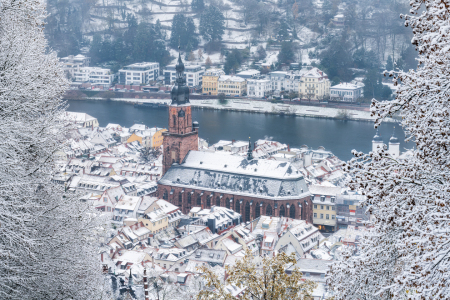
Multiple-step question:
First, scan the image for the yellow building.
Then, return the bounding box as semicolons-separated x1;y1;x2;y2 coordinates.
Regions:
138;208;168;234
218;75;247;96
151;128;167;148
127;133;142;145
202;69;225;95
310;185;341;232
298;67;331;100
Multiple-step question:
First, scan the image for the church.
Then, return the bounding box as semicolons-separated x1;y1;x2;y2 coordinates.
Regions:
156;54;313;224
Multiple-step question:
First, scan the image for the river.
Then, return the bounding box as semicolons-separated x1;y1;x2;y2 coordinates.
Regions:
66;100;411;162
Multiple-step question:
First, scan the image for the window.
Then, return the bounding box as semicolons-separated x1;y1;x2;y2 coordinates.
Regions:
320;196;325;202
314;205;317;209
326;214;329;219
103;197;107;203
320;214;323;219
326;206;330;210
331;197;336;203
314;213;317;218
332;215;335;220
332;206;335;211
320;205;324;210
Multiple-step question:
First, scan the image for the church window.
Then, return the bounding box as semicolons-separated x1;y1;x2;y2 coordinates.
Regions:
266;204;272;216
163;190;168;200
225;198;230;209
197;195;201;206
255;203;261;219
187;193;191;204
178;193;182;205
206;197;210;207
290;205;296;219
235;201;240;214
279;205;285;217
216;197;220;207
245;202;250;222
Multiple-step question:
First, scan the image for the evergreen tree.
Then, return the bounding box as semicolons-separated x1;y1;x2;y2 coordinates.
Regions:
191;0;204;11
0;0;104;298
205;56;212;68
385;55;394;71
277;41;296;65
199;5;225;43
170;15;198;50
224;49;243;74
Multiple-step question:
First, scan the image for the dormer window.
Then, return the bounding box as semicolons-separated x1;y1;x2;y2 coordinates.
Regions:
320;196;325;202
331;196;336;203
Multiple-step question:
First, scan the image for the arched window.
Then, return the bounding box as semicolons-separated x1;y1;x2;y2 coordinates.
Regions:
173;116;176;127
178;193;182;205
279;205;285;217
225;198;230;209
235;201;240;214
216;197;220;207
255;203;261;219
187;193;191;204
197;195;201;206
163;190;168;200
206;196;211;207
290;204;296;219
245;202;250;222
266;204;272;216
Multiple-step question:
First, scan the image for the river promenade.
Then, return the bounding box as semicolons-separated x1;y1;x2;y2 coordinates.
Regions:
77;96;396;122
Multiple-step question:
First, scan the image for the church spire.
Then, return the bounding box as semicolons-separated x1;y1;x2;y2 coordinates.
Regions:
247;137;253;160
171;46;190;105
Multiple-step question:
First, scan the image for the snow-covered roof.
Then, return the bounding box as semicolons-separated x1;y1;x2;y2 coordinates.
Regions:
330;82;361;90
218;75;246;83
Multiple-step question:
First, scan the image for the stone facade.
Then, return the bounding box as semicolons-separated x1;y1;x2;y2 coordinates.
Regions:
157;185;313;224
162;105;198;175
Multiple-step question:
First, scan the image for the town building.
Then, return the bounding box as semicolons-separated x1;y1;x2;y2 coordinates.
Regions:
235;69;260;79
73;67;114;87
270;71;287;92
119;62;159;85
189;206;242;234
217;75;247;96
275;219;325;256
310;184;340;232
336;191;368;229
298;68;330;100
59;112;99;128
164;64;205;86
60;54;90;76
202;69;225;95
330;83;363;102
247;79;271;98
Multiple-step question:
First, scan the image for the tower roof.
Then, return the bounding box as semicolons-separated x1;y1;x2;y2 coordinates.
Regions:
372;128;382;142
389;127;399;143
171;49;190;105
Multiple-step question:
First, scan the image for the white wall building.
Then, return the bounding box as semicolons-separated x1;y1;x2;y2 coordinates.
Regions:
330;82;363;102
247;79;271;98
61;54;90;76
74;67;114;86
298;68;331;100
270;71;287;92
163;64;204;86
119;62;159;85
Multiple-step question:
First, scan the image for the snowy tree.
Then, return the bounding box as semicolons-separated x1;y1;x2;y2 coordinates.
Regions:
328;1;450;299
197;249;316;300
199;5;225;43
0;0;105;299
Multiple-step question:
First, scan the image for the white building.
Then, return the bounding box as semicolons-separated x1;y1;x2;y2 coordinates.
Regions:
270;71;287;92
298;68;331;100
247;79;271;98
164;64;204;87
59;112;99;128
119;62;160;85
60;54;90;76
217;75;247;96
330;82;363;102
74;67;114;87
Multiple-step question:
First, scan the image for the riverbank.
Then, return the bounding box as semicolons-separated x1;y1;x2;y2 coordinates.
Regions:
74;97;396;123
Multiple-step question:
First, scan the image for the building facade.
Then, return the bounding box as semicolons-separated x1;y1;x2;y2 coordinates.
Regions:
162;54;199;175
298;68;330;100
202;69;225;95
61;54;90;76
119;62;159;85
218;75;247;96
330;83;363;102
247;79;271;98
164;64;205;87
310;185;341;232
74;67;114;87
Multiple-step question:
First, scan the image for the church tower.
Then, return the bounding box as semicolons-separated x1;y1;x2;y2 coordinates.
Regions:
162;52;199;175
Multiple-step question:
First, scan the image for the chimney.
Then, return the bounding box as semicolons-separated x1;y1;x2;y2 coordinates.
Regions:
101;253;104;262
110;249;113;254
287;144;290;152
